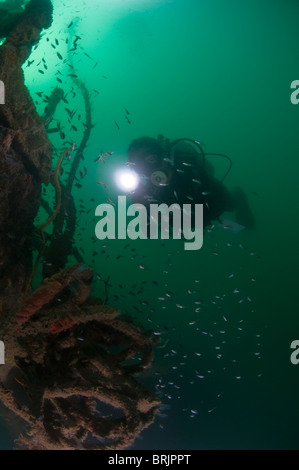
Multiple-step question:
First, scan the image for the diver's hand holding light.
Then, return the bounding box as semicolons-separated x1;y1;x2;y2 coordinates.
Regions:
114;169;140;192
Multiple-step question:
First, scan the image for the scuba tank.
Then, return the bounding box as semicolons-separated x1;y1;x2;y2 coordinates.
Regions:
157;135;233;183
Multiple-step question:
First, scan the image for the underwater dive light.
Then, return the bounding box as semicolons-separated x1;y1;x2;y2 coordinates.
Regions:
115;169;139;192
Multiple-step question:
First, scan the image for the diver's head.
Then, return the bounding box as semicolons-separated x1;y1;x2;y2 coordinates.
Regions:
127;137;165;177
126;136;174;200
172;141;198;169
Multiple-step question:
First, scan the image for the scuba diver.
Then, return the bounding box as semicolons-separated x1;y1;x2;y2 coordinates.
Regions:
125;135;255;230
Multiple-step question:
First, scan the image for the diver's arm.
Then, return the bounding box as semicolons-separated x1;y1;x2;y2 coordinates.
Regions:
230;187;256;229
199;171;255;229
200;176;234;220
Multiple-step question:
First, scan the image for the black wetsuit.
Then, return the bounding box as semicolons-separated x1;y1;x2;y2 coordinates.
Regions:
131;163;235;228
171;167;234;227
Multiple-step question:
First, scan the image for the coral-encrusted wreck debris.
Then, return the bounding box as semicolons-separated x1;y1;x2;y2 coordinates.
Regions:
0;0;160;450
0;265;159;450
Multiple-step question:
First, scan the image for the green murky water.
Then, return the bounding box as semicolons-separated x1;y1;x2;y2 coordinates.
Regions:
1;0;299;449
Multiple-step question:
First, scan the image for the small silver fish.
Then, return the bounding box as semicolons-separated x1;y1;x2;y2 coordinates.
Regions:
182;162;193;167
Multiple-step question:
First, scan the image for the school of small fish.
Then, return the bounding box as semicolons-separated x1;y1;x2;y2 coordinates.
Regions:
29;10;262;431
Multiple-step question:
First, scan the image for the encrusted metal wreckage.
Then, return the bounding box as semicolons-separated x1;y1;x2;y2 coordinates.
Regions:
0;0;160;450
